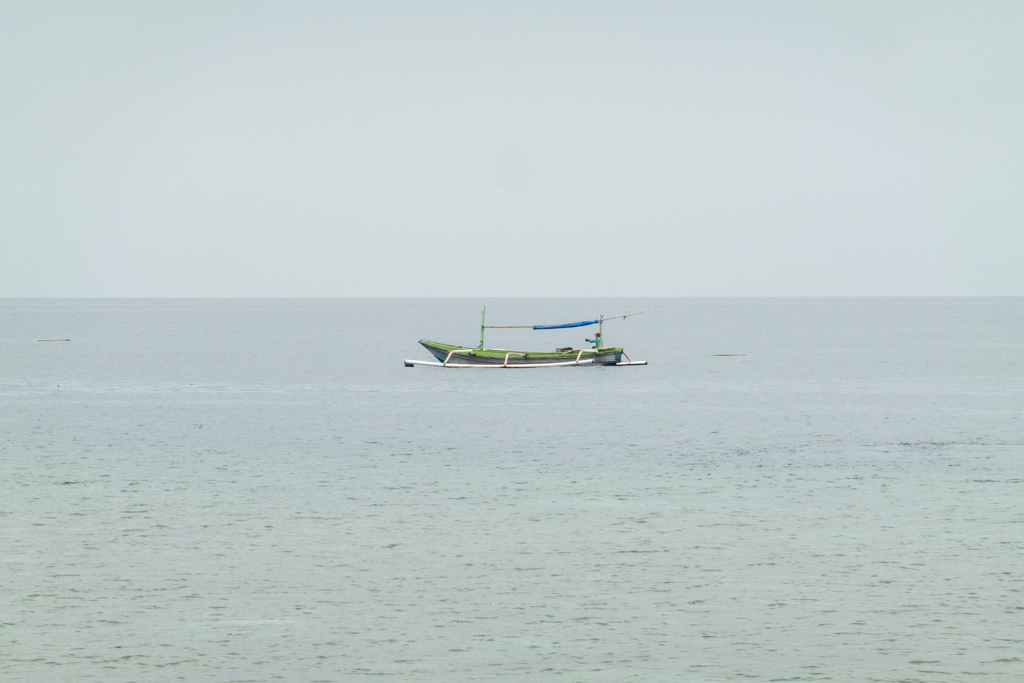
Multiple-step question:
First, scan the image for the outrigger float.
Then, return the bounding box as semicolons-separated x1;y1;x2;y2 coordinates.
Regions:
405;308;647;368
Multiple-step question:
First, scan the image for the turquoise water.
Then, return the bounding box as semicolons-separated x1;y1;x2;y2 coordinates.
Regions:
2;298;1023;681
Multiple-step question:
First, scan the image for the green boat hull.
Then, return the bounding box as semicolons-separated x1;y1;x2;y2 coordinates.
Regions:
419;340;623;366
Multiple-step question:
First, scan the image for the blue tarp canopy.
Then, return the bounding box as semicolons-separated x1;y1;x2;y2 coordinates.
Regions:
533;319;600;330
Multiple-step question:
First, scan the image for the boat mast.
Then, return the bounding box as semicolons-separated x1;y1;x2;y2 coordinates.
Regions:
479;306;486;350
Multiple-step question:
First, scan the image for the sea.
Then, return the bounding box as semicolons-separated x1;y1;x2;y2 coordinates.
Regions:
2;298;1022;682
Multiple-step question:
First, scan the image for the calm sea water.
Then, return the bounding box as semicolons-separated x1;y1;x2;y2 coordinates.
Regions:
2;298;1022;682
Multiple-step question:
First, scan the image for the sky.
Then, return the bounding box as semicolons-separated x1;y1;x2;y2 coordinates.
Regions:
1;0;1022;297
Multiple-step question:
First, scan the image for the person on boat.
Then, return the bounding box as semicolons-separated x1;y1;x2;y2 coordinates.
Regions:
585;331;603;348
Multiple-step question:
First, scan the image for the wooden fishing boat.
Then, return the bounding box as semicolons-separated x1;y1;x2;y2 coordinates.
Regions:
405;309;646;368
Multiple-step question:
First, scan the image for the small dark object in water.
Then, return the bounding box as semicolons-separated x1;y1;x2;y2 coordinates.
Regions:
39;339;71;342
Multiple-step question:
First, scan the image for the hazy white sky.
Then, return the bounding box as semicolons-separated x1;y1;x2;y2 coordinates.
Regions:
2;1;1021;296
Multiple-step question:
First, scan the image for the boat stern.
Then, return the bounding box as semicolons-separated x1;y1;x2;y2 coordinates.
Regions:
419;339;460;362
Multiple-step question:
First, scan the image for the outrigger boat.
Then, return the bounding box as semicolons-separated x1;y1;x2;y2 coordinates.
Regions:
405;308;647;368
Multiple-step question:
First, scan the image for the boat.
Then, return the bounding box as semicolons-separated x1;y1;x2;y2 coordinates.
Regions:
404;308;647;368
